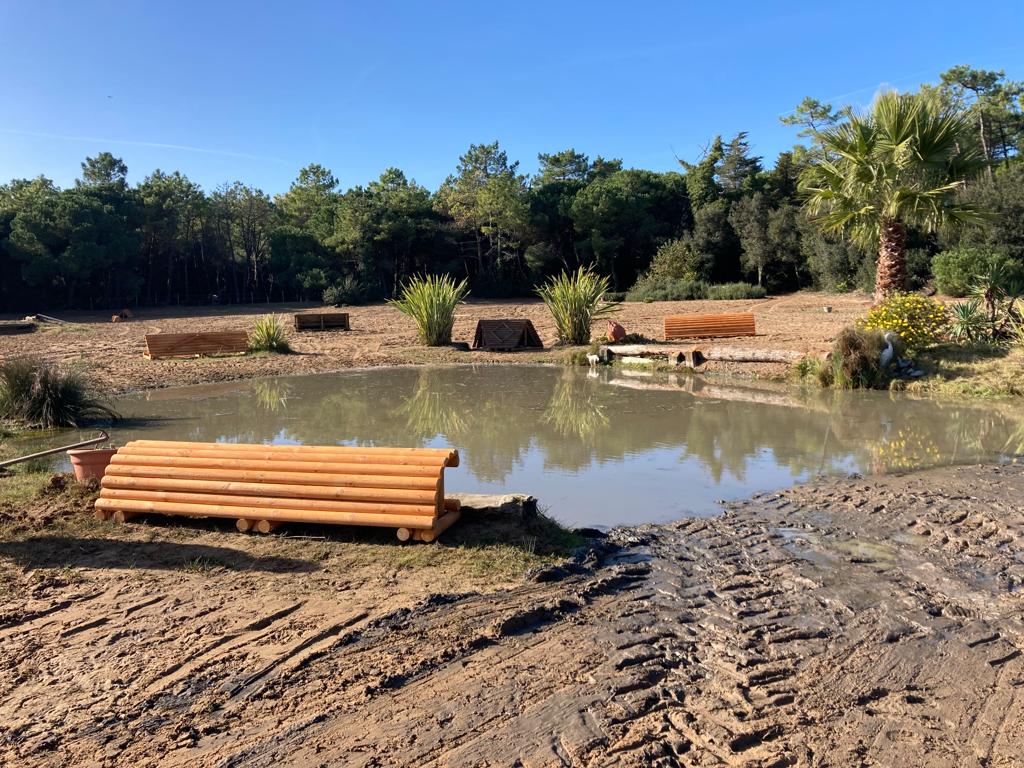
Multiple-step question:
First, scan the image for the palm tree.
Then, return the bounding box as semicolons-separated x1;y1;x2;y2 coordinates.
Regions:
801;91;988;301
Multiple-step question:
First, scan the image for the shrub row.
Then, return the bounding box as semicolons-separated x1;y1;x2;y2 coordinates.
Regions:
625;276;767;302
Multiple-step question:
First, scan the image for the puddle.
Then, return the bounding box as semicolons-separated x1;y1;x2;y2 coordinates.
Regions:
89;365;1024;527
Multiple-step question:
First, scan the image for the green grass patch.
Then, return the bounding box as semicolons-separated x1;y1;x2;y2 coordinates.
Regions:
905;344;1024;398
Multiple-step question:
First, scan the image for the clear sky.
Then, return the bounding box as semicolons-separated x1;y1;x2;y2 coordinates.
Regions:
1;1;1021;195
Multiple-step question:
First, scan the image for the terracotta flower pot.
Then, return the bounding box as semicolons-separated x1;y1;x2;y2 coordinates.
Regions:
67;448;118;483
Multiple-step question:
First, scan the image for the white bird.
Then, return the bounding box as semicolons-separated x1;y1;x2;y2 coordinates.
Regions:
879;332;895;368
586;353;600;367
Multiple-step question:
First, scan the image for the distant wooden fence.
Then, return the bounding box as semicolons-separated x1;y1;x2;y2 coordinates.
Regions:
664;313;756;341
294;313;350;331
472;320;543;351
94;440;462;542
143;331;249;360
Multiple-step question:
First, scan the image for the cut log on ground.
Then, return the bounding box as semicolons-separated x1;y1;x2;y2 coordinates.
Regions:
599;343;810;368
95;440;462;542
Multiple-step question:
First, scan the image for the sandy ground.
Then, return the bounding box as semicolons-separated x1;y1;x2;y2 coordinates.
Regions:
0;463;1021;767
0;293;870;393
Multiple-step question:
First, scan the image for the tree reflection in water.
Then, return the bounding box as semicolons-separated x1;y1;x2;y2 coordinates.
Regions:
115;366;1024;524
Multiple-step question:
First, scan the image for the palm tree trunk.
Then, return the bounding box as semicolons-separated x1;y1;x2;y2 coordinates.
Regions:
875;218;906;301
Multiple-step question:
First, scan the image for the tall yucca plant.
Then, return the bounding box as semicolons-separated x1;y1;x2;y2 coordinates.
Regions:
390;274;470;346
536;267;618;345
800;91;988;301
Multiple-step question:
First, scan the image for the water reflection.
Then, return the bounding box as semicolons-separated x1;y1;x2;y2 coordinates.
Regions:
112;366;1024;527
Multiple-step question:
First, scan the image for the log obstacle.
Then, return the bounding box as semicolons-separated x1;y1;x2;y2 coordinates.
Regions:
664;312;756;341
94;440;462;542
472;319;543;351
293;313;350;331
143;331;249;360
599;342;806;368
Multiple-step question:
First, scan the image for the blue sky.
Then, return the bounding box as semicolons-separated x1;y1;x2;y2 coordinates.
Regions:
1;1;1021;194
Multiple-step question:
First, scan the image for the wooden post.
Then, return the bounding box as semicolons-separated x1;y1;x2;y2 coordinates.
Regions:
236;518;254;532
396;527;412;542
254;520;280;534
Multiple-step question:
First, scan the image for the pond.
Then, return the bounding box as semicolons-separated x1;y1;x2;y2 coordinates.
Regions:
90;365;1024;528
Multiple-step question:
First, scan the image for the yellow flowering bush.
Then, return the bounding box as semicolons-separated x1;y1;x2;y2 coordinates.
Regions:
857;293;948;351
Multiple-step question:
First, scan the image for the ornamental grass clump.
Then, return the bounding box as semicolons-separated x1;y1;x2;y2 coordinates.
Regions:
0;358;117;428
390;274;470;346
536;268;618;345
857;293;947;352
818;328;890;390
249;314;291;353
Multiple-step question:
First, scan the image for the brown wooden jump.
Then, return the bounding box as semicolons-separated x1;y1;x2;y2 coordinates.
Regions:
664;312;756;341
472;319;543;351
143;331;249;360
294;313;350;331
94;440;461;542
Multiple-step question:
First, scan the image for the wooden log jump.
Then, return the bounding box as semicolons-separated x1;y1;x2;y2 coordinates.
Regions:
143;331;249;360
94;440;462;542
664;312;756;341
294;313;350;331
599;342;805;367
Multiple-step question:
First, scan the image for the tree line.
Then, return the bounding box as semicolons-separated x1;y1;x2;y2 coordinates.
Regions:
1;64;1021;312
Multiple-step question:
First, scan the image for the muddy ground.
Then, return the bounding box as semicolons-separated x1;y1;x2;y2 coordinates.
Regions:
0;292;869;393
0;462;1021;767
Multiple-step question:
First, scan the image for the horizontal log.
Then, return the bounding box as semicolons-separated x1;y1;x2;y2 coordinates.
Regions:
101;476;439;507
106;463;439;491
600;343;807;366
697;346;805;364
109;454;443;478
99;487;440;516
236;518;255;532
618;356;657;367
255;520;280;534
123;440;459;468
114;448;447;473
94;498;437;528
414;509;461;543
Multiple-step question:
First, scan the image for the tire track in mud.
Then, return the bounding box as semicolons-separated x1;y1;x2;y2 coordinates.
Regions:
1;464;1022;766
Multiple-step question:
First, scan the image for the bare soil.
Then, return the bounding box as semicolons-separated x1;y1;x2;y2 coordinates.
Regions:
1;463;1021;766
0;293;870;393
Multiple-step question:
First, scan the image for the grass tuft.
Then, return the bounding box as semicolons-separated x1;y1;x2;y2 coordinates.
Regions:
249;314;291;353
0;358;117;428
536;267;618;345
390;274;470;346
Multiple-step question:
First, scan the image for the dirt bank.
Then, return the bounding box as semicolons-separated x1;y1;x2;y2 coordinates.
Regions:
0;462;1021;766
0;293;868;393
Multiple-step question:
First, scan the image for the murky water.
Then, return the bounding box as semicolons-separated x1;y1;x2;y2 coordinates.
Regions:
74;365;1024;527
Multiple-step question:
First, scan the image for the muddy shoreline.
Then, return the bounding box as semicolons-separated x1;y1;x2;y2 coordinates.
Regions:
0;462;1021;766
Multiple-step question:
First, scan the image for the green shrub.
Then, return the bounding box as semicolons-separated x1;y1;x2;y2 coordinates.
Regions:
390;274;470;346
626;276;708;302
857;293;948;352
536;267;617;345
932;247;1009;297
706;282;768;300
819;328;890;389
323;276;366;306
948;299;991;343
0;358;117;428
647;237;708;282
602;291;627;302
249;314;291;353
625;276;765;302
